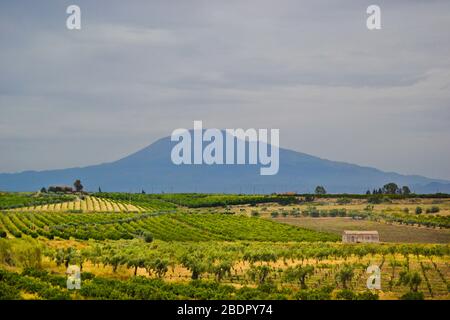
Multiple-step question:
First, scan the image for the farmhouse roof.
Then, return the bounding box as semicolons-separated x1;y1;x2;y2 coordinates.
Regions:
343;230;379;235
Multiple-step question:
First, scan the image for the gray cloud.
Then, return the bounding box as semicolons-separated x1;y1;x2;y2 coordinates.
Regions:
0;0;449;180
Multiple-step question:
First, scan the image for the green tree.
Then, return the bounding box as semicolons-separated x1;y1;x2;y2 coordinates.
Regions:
401;186;411;195
398;270;422;292
382;183;399;195
180;252;207;280
57;247;76;268
315;186;327;195
146;257;169;278
247;265;273;285
109;254;124;273
284;265;314;289
209;260;233;282
335;265;354;289
415;206;422;214
127;255;146;276
73;180;84;192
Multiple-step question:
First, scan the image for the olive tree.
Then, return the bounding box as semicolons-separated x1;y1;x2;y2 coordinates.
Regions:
284;265;314;289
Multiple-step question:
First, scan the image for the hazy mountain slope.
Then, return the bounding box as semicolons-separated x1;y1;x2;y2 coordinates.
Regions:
0;135;449;193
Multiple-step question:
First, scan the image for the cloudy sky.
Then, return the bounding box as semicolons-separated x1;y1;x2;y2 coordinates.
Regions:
1;0;449;179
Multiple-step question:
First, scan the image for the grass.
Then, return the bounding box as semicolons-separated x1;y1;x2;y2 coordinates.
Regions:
273;217;450;243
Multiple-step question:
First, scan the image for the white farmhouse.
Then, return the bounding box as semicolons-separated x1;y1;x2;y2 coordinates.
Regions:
342;230;380;243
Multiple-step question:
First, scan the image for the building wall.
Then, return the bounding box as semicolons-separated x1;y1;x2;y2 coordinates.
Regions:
342;233;379;243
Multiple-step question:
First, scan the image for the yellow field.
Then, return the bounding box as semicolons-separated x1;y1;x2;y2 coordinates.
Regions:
12;196;145;213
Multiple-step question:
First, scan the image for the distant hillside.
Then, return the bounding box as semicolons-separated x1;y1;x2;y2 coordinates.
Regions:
0;133;449;193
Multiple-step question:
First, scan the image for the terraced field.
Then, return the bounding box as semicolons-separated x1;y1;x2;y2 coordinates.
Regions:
0;192;76;210
10;196;174;213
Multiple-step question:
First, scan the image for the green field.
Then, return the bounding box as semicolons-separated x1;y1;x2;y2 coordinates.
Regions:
0;212;337;242
0;192;76;210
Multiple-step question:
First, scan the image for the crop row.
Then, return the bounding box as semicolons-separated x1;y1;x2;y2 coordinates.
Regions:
0;211;336;242
13;196;170;213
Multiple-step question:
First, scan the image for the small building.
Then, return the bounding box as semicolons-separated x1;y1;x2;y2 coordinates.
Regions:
342;230;379;243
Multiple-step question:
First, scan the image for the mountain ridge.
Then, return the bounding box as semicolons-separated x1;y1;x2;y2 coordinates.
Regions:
1;134;449;193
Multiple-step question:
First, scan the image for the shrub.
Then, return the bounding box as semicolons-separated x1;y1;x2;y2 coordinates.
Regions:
306;207;319;217
295;286;333;300
251;211;260;217
81;272;95;280
415;207;422;214
335;289;356;300
336;198;351;205
271;212;279;218
367;196;383;204
400;292;424;300
337;209;347;217
357;291;379;300
290;210;300;217
0;282;21;300
425;206;440;214
143;233;153;243
319;211;328;217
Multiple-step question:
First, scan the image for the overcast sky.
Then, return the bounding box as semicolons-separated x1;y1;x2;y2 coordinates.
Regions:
1;0;449;180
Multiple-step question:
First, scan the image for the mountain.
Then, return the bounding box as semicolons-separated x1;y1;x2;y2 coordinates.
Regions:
0;132;449;194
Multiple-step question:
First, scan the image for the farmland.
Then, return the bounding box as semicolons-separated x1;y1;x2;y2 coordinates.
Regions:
10;195;176;213
0;192;449;300
274;217;450;243
0;212;337;242
0;192;76;210
1;239;449;300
